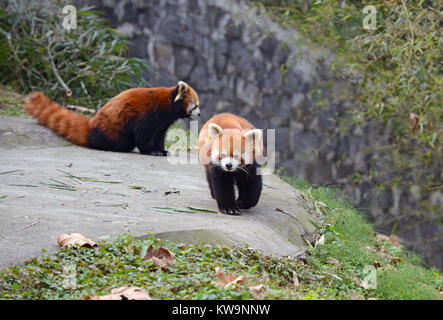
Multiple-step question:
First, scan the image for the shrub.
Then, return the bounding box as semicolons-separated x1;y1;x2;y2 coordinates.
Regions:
0;0;149;109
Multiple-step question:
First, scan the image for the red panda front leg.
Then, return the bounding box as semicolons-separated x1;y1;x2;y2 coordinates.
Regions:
205;166;216;199
152;127;169;156
135;126;167;156
210;166;240;215
235;164;262;209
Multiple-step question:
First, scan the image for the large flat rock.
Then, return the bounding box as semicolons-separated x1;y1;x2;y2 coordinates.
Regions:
0;117;317;269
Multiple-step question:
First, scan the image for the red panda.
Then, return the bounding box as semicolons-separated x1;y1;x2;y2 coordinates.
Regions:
198;113;263;215
23;81;200;156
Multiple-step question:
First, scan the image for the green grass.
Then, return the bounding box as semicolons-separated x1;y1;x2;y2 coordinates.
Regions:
283;176;442;300
0;85;26;117
0;179;441;300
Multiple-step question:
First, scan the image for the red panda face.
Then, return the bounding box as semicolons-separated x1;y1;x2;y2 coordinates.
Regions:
211;130;244;172
174;81;200;119
206;124;263;172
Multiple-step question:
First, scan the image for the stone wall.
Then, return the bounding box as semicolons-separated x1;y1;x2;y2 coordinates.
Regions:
75;0;442;268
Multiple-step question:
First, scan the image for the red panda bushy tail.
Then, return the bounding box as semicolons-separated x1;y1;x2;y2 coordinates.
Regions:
23;91;91;146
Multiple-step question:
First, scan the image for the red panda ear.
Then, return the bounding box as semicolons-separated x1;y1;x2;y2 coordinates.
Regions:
174;81;188;102
207;123;223;143
243;129;264;163
243;129;262;144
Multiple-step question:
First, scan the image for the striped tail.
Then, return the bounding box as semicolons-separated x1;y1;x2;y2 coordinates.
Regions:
23;91;91;146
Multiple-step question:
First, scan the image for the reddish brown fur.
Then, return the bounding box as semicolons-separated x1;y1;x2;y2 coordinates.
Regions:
198;113;256;169
23;91;90;146
89;87;178;140
23;85;199;148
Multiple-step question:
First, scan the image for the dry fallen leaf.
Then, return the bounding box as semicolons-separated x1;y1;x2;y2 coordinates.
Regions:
293;270;300;287
330;273;343;281
83;287;151;300
143;245;176;271
373;260;382;269
367;244;402;265
409;112;419;133
213;267;245;288
326;257;341;267
57;233;98;249
375;233;403;248
248;284;266;300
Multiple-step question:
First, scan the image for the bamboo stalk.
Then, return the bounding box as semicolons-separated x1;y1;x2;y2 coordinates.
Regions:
65;104;96;114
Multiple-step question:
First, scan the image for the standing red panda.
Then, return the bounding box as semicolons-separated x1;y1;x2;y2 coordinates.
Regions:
198;113;264;215
23;81;200;156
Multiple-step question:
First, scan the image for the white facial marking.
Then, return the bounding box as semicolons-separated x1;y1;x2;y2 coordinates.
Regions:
191;106;200;118
210;146;219;163
187;103;195;113
220;157;240;172
187;102;200;119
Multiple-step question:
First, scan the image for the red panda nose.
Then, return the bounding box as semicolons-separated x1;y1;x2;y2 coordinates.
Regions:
226;163;232;169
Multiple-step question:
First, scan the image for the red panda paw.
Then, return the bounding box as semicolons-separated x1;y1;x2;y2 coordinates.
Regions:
220;208;241;216
236;199;248;209
145;150;169;156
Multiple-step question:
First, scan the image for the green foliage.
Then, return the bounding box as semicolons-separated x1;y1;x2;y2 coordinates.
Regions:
1;180;441;300
0;0;149;110
376;263;441;300
285;177;442;300
0;85;26;116
256;1;442;217
0;232;368;300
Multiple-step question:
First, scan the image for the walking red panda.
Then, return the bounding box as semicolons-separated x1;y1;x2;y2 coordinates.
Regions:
198;113;264;215
23;81;200;156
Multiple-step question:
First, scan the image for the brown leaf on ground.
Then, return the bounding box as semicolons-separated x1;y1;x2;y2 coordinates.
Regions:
375;233;403;248
326;257;341;267
373;260;382;269
384;253;402;265
249;284;266;300
213;267;245;288
143;245;176;271
409;113;419;133
57;233;98;249
367;244;402;265
83;287;151;300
